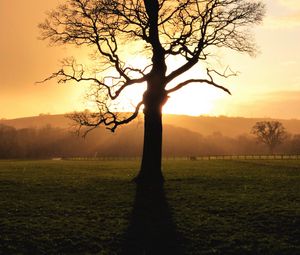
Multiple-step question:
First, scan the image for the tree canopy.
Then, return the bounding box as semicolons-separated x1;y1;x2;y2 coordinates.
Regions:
40;0;265;132
251;121;288;154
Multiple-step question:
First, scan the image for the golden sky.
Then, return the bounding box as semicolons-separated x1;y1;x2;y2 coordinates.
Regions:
0;0;300;119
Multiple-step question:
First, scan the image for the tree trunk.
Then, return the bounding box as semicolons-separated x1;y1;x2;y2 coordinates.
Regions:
134;89;166;185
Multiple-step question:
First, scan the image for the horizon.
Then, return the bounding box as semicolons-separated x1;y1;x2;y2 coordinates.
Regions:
1;112;300;122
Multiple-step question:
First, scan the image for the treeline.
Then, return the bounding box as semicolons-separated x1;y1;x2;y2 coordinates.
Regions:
1;123;300;159
0;124;89;158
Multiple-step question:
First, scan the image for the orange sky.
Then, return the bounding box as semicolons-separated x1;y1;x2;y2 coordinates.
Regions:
0;0;300;119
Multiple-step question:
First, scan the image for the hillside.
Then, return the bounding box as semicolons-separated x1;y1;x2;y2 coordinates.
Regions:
2;114;300;137
163;115;300;137
0;114;71;129
1;114;300;157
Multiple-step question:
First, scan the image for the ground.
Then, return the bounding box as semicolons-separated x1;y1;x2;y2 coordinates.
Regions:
0;159;299;254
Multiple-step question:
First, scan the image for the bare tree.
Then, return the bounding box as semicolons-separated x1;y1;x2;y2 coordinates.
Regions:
251;121;287;154
39;0;265;185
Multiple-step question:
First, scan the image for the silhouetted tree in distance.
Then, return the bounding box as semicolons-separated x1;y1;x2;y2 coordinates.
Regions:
251;121;287;154
39;0;265;185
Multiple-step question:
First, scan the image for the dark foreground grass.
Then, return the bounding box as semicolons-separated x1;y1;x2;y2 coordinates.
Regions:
0;160;299;254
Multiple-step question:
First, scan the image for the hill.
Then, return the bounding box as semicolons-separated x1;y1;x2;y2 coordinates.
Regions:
2;114;300;137
0;114;71;130
163;115;300;137
1;114;300;157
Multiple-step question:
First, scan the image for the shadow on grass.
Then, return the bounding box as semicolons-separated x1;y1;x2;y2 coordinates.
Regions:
121;184;185;255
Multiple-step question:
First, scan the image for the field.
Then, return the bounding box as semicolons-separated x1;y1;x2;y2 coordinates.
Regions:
0;160;299;254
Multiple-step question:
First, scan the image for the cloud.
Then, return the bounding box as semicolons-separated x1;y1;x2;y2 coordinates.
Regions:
281;60;297;67
276;0;300;9
214;91;300;120
264;12;300;28
263;91;300;100
263;0;300;28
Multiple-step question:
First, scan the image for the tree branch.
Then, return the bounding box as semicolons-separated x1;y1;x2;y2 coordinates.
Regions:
166;78;231;95
37;58;148;100
166;68;235;95
68;100;144;136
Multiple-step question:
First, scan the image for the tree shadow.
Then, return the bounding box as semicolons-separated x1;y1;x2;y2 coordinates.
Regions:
121;184;185;255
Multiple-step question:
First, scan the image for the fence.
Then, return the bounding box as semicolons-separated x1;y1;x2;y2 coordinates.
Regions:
188;154;300;160
63;154;300;161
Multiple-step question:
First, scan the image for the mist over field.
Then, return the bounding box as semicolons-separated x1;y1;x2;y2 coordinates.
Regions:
1;114;300;159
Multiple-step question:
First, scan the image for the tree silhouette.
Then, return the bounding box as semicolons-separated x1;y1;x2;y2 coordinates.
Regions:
251;121;287;154
40;0;265;185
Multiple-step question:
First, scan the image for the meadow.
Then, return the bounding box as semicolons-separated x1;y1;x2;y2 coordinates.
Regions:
0;159;299;254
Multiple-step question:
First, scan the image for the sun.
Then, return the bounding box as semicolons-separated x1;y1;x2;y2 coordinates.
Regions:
74;55;228;116
162;58;227;116
163;85;223;116
117;78;225;116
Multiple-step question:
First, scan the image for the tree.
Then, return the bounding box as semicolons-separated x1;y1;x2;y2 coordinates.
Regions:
251;121;287;154
39;0;265;185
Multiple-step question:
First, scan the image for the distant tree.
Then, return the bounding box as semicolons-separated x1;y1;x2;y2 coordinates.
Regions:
40;0;265;185
251;121;287;154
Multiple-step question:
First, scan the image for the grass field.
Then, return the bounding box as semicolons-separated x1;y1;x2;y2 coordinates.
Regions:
0;160;299;254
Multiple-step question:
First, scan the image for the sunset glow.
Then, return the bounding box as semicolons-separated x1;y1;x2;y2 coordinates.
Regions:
163;87;224;116
102;55;226;116
0;0;300;119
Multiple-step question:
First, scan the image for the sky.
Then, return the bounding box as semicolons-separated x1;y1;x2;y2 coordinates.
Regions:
0;0;300;119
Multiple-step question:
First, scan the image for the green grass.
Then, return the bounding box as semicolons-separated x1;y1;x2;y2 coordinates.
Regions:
0;160;299;254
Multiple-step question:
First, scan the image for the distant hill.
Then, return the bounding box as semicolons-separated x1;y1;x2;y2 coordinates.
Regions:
1;114;300;157
163;115;300;137
2;114;300;137
0;114;71;130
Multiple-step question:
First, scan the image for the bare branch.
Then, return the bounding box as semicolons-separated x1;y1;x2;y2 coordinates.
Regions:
166;67;235;95
167;78;231;95
163;0;264;83
68;100;144;136
37;57;148;100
